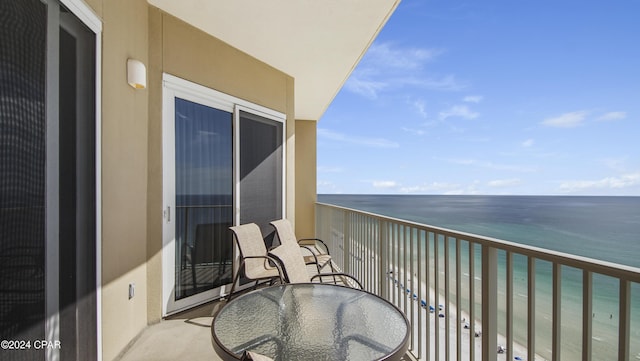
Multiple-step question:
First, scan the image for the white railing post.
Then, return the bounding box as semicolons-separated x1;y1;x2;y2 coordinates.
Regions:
482;245;498;361
343;210;350;274
379;219;389;300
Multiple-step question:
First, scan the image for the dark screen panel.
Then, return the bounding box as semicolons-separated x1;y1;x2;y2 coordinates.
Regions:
0;1;47;359
239;111;283;248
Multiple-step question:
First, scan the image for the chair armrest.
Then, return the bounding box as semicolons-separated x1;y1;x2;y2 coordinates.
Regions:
239;255;284;282
297;238;331;255
311;273;363;289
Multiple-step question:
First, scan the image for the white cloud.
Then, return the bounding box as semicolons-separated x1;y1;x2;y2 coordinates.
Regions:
488;178;522;187
344;42;464;98
366;42;442;69
559;172;640;193
443;157;537;172
522;139;535;148
599;157;628;172
463;95;483;103
411;99;428;118
373;180;398;189
401;127;426;136
541;111;588;128
317;166;344;173
598;111;627;121
439;105;479;120
318;128;399;148
400;181;481;195
344;76;387;99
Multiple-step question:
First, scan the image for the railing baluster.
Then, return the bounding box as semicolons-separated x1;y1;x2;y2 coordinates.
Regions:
528;257;536;361
506;251;514;361
481;245;498;361
469;241;476;361
435;233;440;361
456;238;462;361
582;270;593;361
425;231;431;360
619;279;631;361
418;229;423;360
552;263;562;361
445;236;451;361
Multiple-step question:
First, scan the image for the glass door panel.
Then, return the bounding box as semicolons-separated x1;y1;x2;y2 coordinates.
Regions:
238;110;284;247
174;98;233;301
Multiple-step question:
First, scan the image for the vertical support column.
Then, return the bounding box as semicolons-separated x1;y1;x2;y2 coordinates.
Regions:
342;210;350;274
456;239;462;361
481;245;498;361
618;279;631;361
582;270;593;361
469;242;476;361
425;231;431;360
379;220;389;300
434;233;440;360
528;258;536;361
552;263;562;361
506;252;514;361
444;237;451;361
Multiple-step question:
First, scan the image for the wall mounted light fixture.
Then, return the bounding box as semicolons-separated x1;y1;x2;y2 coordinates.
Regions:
127;59;146;89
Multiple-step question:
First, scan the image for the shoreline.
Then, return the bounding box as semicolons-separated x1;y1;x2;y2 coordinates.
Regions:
389;269;546;361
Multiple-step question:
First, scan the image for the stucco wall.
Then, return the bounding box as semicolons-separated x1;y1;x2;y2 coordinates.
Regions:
100;0;149;360
295;120;317;239
80;1;297;359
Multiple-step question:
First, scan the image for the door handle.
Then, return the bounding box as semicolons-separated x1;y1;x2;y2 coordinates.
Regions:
164;206;171;223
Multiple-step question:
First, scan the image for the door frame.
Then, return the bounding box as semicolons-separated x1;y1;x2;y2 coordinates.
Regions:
161;74;286;316
43;1;102;360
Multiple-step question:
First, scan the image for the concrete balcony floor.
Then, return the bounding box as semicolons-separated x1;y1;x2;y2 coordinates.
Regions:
116;300;225;361
116;286;414;361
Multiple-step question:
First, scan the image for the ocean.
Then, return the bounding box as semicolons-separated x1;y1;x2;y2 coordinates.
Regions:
318;194;640;360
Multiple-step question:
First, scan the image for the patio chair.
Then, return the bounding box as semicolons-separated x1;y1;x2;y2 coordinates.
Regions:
228;223;284;300
268;242;363;289
270;219;334;274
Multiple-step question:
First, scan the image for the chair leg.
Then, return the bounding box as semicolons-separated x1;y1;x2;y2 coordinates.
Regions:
225;262;243;302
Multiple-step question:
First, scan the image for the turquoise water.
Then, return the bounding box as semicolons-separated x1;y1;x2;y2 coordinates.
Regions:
318;195;640;360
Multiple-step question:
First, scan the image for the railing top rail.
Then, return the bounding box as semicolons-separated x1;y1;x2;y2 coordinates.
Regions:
317;202;640;283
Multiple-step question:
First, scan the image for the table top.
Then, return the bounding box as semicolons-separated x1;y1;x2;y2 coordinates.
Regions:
211;283;410;361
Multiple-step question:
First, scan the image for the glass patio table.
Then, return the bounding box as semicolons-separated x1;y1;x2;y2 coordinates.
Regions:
211;283;410;361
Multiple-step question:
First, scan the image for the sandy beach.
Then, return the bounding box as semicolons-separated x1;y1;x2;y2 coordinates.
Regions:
389;269;546;361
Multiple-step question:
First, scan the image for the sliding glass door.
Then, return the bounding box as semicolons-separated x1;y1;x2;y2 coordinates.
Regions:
162;75;285;314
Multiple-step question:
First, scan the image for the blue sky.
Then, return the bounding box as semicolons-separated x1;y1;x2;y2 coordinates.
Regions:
317;0;640;195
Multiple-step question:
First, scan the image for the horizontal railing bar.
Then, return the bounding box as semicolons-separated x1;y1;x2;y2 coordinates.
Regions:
176;205;233;208
316;202;640;282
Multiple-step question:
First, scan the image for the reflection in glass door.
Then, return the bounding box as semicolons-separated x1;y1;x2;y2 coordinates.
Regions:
174;98;233;300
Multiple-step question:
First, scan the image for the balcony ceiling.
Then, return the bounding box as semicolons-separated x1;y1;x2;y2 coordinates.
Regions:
147;0;400;121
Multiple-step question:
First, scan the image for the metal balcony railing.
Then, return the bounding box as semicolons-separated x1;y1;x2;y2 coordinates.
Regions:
316;202;640;361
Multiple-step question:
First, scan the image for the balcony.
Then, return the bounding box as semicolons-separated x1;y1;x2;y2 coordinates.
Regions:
118;201;639;361
316;202;640;361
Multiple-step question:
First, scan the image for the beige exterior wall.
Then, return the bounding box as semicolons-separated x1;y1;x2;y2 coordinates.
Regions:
295;120;318;238
93;2;296;359
100;1;149;360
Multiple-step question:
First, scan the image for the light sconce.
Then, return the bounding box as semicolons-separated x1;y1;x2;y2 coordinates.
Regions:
127;59;146;89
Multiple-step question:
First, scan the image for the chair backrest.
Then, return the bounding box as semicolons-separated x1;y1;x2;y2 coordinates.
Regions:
229;223;269;280
270;219;297;247
268;243;310;284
